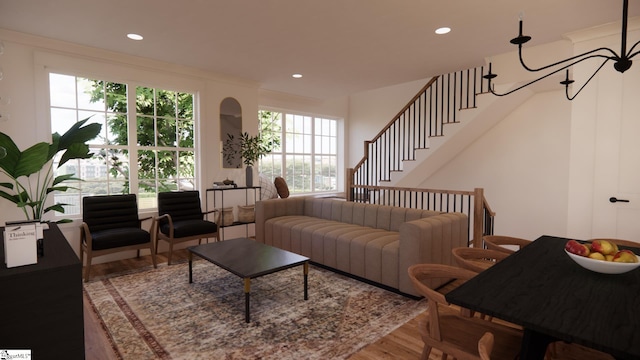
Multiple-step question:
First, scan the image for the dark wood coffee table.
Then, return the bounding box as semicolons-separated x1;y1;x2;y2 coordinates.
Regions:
188;237;309;322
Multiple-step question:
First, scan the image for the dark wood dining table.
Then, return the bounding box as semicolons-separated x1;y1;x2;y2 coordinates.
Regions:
445;235;640;360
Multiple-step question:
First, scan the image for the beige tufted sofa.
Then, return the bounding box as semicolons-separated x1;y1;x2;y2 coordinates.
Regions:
255;196;469;296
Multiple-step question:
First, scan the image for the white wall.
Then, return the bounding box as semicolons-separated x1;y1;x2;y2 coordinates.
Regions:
419;91;571;239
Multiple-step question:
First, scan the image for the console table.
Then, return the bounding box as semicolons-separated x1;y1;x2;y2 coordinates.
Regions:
206;186;261;241
0;223;85;359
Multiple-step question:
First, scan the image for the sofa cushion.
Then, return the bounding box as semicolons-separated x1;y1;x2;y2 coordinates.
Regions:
90;227;150;250
160;219;218;238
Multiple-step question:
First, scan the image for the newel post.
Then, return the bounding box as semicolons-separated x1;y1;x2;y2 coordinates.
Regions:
473;188;484;248
346;168;354;202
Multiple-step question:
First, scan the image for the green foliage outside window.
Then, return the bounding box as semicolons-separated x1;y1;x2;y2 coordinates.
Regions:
87;82;195;195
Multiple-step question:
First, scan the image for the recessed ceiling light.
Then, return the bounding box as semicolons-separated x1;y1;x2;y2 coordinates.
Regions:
292;73;303;78
435;27;451;35
127;33;144;41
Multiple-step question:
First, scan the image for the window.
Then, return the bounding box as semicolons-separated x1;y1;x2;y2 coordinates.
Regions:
49;73;195;215
258;110;338;194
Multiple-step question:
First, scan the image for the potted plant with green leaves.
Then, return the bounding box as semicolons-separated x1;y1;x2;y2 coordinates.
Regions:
0;118;102;222
223;131;279;187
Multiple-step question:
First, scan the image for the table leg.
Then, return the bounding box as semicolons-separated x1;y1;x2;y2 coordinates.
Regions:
188;251;193;283
303;262;309;300
520;328;556;360
244;278;251;323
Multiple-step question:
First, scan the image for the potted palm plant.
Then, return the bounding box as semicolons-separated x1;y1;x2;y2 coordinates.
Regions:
0;118;102;222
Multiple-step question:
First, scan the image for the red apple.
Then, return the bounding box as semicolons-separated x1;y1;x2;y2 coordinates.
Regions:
565;240;590;257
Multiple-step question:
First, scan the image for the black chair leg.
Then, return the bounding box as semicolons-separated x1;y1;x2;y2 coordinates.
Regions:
167;243;174;265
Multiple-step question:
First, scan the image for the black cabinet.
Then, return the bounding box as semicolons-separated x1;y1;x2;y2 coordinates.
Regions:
0;223;85;359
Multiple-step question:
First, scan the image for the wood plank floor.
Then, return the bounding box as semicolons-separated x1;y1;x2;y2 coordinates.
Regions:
83;250;448;359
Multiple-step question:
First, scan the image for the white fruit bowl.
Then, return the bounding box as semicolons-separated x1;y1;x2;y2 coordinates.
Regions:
565;249;640;274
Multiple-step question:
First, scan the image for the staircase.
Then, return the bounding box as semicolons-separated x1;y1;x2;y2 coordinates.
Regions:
390;84;534;187
346;67;535;246
348;67;534;189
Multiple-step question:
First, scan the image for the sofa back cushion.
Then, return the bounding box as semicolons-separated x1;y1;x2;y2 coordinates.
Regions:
301;198;441;231
158;191;204;222
83;194;141;232
351;202;367;225
330;201;343;222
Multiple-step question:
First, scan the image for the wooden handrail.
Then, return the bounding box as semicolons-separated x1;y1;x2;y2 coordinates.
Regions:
370;76;440;143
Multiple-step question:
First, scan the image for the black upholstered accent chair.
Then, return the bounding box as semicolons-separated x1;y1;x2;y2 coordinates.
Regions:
153;190;218;265
81;194;157;282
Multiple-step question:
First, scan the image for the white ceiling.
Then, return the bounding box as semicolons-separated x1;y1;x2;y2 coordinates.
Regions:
1;0;638;100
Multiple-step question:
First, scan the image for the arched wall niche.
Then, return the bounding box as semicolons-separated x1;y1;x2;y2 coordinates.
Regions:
220;97;242;168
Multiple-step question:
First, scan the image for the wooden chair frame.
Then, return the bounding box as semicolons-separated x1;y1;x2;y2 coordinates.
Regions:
483;235;531;254
152;211;219;265
408;264;522;360
452;247;511;273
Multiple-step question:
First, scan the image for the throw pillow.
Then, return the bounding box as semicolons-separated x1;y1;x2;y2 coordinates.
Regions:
259;173;278;200
274;176;290;198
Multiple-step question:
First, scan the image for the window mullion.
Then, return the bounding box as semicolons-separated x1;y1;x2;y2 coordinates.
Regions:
281;112;287;178
310;116;316;192
154;89;160;194
128;84;139;195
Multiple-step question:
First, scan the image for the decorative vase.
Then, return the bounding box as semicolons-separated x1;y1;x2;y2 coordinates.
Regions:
246;165;253;187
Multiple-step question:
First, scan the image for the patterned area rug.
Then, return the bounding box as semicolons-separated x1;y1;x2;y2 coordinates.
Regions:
84;260;425;359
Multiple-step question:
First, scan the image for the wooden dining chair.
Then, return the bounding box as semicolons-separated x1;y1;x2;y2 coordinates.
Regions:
483;235;532;254
408;264;523;360
478;332;494;360
452;247;511;273
450;247;512;322
547;341;615;360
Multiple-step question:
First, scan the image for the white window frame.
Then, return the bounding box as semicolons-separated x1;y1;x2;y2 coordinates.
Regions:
34;52;205;219
258;107;344;195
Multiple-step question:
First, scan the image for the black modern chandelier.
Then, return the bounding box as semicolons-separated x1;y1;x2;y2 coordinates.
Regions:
484;0;640;100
